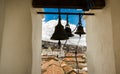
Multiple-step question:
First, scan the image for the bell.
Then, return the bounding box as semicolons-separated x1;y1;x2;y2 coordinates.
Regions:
75;24;86;36
65;27;74;37
75;15;86;37
51;9;68;49
51;14;69;40
65;14;74;37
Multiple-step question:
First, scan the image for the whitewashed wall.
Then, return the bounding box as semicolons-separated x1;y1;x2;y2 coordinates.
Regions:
0;0;32;74
0;0;5;61
0;0;120;74
110;0;120;73
31;8;42;74
86;0;120;74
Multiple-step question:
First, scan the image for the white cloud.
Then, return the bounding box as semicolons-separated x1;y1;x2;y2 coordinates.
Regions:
42;19;87;46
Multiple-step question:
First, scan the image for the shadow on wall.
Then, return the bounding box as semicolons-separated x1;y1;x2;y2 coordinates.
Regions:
0;0;5;61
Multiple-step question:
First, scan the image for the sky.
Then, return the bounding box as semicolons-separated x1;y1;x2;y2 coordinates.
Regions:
43;8;86;27
42;8;86;46
42;20;86;46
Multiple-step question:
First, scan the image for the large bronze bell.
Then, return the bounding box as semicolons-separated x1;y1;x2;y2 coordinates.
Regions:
51;14;69;48
50;9;69;48
65;14;74;37
51;14;69;40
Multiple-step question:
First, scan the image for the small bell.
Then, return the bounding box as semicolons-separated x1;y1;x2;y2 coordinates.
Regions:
65;14;74;37
75;24;86;37
75;15;86;37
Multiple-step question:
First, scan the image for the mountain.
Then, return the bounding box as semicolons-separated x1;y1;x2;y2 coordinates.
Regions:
42;19;86;46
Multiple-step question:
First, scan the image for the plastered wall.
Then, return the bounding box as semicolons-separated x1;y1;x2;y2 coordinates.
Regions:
0;0;5;60
0;0;32;74
31;8;42;74
110;0;120;74
86;0;120;74
86;10;116;74
0;0;120;74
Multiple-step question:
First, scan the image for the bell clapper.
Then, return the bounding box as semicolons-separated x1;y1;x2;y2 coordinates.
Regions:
58;40;61;49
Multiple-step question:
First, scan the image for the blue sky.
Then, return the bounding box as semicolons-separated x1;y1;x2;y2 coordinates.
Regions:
43;8;86;27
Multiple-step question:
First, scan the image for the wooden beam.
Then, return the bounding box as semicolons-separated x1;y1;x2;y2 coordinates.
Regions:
32;0;105;10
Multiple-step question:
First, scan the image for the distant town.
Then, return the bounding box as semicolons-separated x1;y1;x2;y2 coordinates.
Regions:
41;40;88;74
